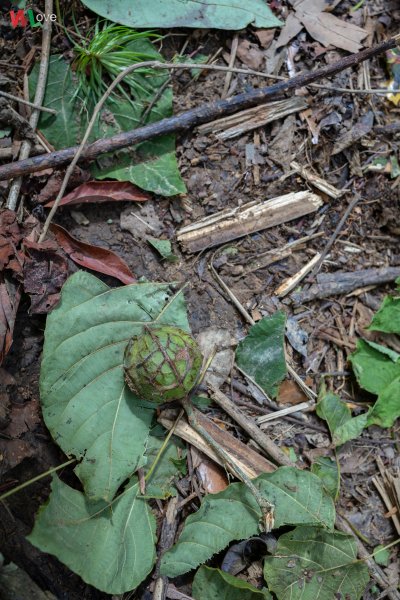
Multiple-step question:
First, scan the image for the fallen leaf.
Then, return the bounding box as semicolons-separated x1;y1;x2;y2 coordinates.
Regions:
0;210;22;270
44;180;150;208
332;111;374;155
254;28;276;49
277;0;367;53
277;380;308;405
236;39;265;70
23;239;69;314
50;223;136;285
192;448;229;494
5;398;41;438
0;439;36;471
0;275;21;365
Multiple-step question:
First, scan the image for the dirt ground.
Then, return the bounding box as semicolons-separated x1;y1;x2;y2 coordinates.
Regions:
0;0;400;598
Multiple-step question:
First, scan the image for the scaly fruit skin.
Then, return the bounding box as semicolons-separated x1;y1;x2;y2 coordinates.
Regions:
124;325;203;403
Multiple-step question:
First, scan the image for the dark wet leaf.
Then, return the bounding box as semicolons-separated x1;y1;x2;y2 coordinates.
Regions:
236;312;287;398
44;180;151;208
50;223;135;285
0;275;21;365
23;239;69;314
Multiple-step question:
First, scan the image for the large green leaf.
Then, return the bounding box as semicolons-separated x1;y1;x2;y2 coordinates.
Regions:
369;295;400;334
193;567;272;600
366;375;400;428
80;0;282;29
161;467;335;577
349;339;400;396
264;527;369;600
40;271;189;501
28;475;156;594
236;312;287;398
29;50;185;196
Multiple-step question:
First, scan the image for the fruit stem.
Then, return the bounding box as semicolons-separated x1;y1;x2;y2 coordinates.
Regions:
0;458;76;502
180;397;274;532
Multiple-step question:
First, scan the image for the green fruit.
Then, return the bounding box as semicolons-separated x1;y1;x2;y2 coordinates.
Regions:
124;325;203;403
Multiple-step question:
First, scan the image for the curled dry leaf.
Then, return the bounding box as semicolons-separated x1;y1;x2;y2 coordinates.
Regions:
0;275;21;365
44;180;151;208
50;223;136;285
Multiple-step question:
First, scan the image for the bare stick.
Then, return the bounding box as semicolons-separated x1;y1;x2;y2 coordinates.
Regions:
6;0;53;211
309;195;361;277
335;514;400;600
1;36;399;183
210;386;296;467
0;90;56;115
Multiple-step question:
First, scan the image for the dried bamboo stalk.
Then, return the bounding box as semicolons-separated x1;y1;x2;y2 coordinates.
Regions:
290;161;343;199
198;97;308;140
177;191;323;253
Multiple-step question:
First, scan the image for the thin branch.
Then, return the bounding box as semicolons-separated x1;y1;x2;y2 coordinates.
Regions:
1;36;399;184
0;90;56;114
309;195;361;277
6;0;53;211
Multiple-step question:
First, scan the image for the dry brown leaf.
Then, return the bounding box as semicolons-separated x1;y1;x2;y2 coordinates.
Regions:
277;0;367;53
277;380;308;405
236;39;265;70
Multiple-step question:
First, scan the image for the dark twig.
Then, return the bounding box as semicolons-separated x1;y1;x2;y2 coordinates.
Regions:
0;36;398;182
309;195;361;277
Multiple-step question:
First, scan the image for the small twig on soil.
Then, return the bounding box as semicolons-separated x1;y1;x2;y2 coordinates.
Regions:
275;252;322;298
209;386;296;467
222;33;239;98
293;266;400;303
0;458;76;502
1;36;399;184
335;514;400;600
309;195;361;278
153;496;179;600
256;402;313;425
6;0;53;212
0;90;56;114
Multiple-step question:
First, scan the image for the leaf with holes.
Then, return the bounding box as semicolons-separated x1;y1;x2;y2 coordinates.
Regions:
40;270;190;501
161;467;335;577
264;527;369;600
28;475;156;594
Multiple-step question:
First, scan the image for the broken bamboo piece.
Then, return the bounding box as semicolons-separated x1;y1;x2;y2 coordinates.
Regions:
177;191;323;253
198;97;308;140
158;408;275;479
0;37;399;181
210;386;296;467
275;252;322;297
290;161;343;199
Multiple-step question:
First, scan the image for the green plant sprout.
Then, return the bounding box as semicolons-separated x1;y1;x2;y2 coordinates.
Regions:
71;21;161;108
